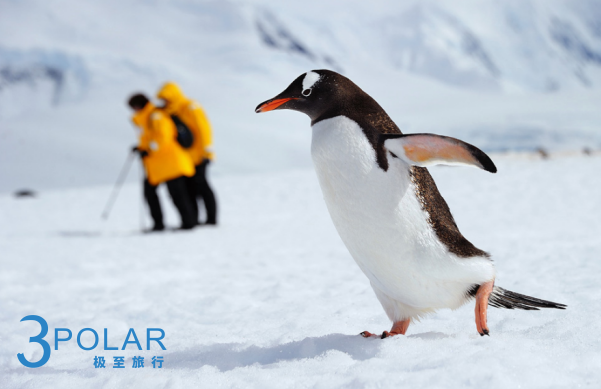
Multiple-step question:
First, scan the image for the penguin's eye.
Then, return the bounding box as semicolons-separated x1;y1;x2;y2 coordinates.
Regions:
302;88;312;97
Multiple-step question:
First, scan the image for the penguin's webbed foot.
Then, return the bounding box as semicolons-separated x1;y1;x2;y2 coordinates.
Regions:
359;330;402;339
361;319;411;339
359;331;378;338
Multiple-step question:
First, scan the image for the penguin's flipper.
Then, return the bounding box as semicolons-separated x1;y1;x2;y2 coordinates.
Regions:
380;133;497;173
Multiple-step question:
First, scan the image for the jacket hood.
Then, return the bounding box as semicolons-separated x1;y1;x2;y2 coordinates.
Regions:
157;82;187;106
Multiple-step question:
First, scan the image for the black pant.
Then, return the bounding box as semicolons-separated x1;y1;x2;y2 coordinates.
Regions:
186;159;217;224
144;176;196;229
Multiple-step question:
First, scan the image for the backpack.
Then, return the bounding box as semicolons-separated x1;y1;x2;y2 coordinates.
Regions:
171;115;194;148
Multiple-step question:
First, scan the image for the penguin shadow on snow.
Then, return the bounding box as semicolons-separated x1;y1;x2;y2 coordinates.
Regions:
55;230;156;238
408;331;451;340
166;332;450;371
56;230;102;238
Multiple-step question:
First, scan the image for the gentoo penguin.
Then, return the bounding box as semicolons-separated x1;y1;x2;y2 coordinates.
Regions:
256;69;566;338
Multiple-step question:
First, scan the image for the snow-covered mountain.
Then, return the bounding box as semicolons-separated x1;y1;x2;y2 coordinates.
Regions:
374;1;601;92
1;0;600;191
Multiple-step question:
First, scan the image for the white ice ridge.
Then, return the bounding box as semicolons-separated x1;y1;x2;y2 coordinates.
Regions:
302;71;321;90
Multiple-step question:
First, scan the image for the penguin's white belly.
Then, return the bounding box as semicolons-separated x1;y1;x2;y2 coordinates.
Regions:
311;116;494;320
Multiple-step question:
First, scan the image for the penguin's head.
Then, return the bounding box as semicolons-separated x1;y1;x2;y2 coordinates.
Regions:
256;70;348;121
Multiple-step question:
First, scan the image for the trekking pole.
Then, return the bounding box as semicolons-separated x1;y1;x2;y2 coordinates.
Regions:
101;151;136;220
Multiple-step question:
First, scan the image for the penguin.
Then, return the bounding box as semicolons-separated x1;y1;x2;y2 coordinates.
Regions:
255;69;566;338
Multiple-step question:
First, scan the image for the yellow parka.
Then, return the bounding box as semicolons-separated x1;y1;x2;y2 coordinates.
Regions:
157;82;214;165
132;102;195;186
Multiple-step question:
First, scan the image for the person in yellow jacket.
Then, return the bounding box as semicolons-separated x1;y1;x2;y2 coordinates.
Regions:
157;82;218;225
128;93;197;231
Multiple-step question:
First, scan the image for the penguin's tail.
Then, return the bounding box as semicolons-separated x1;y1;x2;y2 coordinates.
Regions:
488;286;567;310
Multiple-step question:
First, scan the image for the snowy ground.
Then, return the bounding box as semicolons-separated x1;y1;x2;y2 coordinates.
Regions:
1;154;599;388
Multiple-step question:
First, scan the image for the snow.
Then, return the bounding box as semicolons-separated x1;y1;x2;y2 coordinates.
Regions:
1;154;600;387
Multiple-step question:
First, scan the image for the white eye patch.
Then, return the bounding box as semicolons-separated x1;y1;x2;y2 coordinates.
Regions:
302;71;321;91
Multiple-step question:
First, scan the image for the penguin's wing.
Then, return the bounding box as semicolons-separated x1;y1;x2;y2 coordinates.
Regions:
380;133;496;173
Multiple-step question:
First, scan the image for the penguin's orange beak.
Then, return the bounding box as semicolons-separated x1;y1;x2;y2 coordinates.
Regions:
255;98;298;113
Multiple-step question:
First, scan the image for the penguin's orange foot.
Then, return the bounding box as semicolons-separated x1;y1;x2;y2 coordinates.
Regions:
381;319;411;338
475;279;494;336
361;319;411;339
360;331;378;338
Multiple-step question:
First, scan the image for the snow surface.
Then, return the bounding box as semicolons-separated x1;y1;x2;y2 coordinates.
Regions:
1;155;600;388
